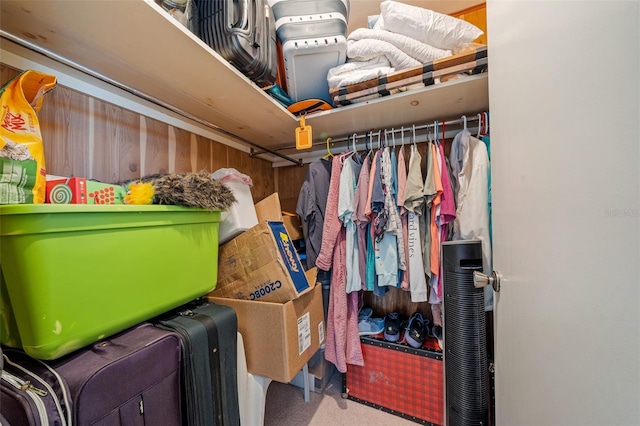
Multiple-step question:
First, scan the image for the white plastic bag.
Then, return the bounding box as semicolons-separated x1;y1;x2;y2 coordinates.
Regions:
211;168;258;244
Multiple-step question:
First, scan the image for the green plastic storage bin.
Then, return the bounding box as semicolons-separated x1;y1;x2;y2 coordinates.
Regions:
0;204;221;360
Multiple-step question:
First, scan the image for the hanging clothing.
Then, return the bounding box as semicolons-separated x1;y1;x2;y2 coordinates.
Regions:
296;158;332;269
374;149;399;287
404;145;425;213
403;146;428;302
365;150;379;217
450;129;493;311
397;146;410;290
436;142;456;227
316;155;364;372
436;142;456;301
482;134;493;243
338;155;362;294
429;142;443;279
371;152;386;242
364;150;381;292
422;141;436;278
390;147;406;286
382;147;405;273
354;155;372;290
407;211;427;302
429;142;444;302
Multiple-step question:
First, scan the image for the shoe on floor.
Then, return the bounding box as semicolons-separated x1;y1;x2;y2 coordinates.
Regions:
383;312;402;342
358;307;373;322
358;317;384;336
432;325;443;349
423;317;434;338
404;312;427;348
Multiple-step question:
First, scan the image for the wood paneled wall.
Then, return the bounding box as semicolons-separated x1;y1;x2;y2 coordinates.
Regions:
0;65;275;201
453;2;488;46
275;164;308;213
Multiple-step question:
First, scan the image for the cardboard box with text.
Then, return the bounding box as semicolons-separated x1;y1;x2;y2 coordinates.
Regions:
211;221;311;303
208;271;324;383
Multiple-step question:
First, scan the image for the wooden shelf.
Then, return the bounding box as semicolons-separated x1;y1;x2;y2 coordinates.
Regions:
0;0;488;155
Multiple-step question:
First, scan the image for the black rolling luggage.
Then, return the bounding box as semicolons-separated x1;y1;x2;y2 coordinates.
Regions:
155;301;240;426
195;0;278;87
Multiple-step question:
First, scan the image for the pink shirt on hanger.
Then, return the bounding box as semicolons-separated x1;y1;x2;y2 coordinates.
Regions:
430;142;443;277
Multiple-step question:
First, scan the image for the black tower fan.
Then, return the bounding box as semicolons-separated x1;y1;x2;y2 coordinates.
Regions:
442;240;489;425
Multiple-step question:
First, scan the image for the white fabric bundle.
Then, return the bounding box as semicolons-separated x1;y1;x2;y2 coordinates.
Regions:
327;56;393;90
346;28;451;69
378;0;483;51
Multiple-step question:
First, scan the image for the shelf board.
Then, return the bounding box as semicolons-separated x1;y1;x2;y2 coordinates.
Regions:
0;0;489;155
0;0;296;146
306;73;489;144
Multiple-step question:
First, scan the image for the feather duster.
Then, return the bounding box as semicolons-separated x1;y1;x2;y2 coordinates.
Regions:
124;171;236;211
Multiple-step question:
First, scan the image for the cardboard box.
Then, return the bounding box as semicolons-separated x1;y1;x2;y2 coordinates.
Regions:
212;221;311;303
46;177;88;204
46;177;126;204
254;193;303;240
208;277;325;383
86;180;126;204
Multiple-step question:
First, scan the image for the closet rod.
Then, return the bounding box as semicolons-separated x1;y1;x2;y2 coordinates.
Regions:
324;113;486;147
251;112;488;156
0;31;305;167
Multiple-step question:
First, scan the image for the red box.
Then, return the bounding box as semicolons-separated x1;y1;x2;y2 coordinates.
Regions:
46;177;87;204
46;178;126;204
344;336;444;425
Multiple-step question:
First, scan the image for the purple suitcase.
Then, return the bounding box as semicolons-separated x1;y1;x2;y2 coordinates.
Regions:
49;323;182;426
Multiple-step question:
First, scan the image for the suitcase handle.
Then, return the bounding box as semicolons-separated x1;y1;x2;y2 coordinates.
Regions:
229;0;249;30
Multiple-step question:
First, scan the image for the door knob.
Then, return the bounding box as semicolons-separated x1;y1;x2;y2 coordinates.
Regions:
473;270;501;292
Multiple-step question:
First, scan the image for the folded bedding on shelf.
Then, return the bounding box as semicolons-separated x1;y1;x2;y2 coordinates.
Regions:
327;28;452;92
347;28;451;69
329;44;487;107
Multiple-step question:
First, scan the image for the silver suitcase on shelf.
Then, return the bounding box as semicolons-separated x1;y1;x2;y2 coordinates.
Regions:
196;0;278;87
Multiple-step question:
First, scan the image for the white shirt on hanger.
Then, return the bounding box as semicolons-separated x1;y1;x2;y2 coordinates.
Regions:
450;129;493;311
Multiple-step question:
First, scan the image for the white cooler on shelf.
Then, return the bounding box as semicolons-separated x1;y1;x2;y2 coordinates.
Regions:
269;0;349;104
281;35;347;103
211;168;258;245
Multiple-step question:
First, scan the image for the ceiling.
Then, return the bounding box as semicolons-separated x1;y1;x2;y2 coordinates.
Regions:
346;0;484;33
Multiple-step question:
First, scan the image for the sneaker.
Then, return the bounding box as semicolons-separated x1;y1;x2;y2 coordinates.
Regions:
358;317;385;336
383;312;402;342
404;312;427;348
358;307;373;322
423;317;434;338
432;325;443;349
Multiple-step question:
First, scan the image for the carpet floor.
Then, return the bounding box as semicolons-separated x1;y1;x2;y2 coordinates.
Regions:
263;370;418;426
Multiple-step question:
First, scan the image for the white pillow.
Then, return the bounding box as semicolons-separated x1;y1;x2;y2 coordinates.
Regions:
379;0;483;51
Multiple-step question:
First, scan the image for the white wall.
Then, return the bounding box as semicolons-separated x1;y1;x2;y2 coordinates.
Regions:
488;1;639;424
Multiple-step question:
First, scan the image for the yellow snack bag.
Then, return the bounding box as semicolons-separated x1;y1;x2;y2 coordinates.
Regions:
0;70;57;204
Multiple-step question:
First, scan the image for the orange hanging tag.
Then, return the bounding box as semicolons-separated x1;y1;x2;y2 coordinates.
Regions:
295;113;312;150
